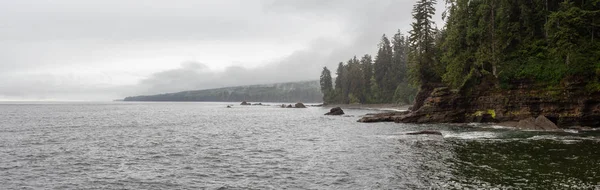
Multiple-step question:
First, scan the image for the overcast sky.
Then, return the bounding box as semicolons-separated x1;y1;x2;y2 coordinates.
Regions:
0;0;445;101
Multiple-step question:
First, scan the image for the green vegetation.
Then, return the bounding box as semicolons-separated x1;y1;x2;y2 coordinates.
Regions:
320;31;416;105
320;0;600;104
124;81;322;103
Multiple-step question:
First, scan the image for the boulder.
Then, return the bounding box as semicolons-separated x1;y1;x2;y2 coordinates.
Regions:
287;104;293;108
535;115;559;130
295;102;306;108
280;104;286;108
514;116;559;131
226;105;232;108
240;101;251;105
516;117;537;130
406;130;443;135
252;103;263;106
325;107;345;115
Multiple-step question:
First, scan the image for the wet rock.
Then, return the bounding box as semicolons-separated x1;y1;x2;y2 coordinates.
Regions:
358;68;600;129
406;130;443;136
535;115;559;130
226;105;232;108
252;103;263;106
514;116;559;131
325;107;345;115
295;102;306;108
358;111;409;122
287;104;293;108
240;101;251;105
516;117;537;130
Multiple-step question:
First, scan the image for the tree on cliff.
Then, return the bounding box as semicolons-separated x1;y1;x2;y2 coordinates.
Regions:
320;67;334;103
319;0;600;105
408;0;441;86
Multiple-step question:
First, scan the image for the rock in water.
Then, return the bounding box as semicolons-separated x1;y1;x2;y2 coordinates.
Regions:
514;116;559;131
325;107;345;115
535;115;559;130
240;101;251;105
516;117;537;130
295;103;306;108
406;130;443;135
287;104;293;108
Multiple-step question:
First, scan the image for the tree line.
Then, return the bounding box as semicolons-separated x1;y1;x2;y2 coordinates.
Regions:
321;0;599;104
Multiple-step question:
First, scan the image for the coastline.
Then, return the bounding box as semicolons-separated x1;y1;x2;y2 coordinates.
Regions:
323;104;411;112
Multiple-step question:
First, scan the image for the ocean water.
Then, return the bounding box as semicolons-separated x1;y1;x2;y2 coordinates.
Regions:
0;102;599;189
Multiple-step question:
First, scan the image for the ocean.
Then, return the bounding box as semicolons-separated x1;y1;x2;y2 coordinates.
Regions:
1;102;599;189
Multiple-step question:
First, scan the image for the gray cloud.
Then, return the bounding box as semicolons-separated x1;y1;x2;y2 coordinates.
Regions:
0;0;445;100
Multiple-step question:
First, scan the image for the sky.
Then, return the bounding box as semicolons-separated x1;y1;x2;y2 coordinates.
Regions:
0;0;446;101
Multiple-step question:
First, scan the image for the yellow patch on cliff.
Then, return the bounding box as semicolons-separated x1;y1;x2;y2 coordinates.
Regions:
473;110;496;119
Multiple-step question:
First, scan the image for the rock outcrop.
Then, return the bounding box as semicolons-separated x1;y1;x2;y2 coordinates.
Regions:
325;107;345;115
359;70;600;129
295;103;307;108
241;101;251;105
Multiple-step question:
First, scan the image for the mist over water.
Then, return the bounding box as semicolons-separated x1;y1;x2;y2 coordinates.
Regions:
0;102;599;189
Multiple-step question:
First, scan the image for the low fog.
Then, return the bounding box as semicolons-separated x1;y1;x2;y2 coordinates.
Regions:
0;0;444;100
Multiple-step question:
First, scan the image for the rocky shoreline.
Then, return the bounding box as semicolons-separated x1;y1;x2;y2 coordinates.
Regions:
358;71;600;131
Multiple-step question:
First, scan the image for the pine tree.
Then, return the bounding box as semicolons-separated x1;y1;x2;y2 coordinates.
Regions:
409;0;440;85
334;62;349;103
392;30;409;84
374;34;394;101
347;56;364;103
319;67;334;103
360;54;374;102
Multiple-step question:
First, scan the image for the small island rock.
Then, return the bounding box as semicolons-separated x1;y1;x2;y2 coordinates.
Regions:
295;103;307;108
325;107;345;115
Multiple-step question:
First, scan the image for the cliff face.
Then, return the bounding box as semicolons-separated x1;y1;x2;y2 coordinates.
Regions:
360;71;600;128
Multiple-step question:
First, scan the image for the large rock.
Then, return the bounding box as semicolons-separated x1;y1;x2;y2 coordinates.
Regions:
325;107;345;115
295;103;307;108
358;111;409;122
358;69;600;129
535;115;559;130
516;117;537;130
240;101;251;105
513;116;559;131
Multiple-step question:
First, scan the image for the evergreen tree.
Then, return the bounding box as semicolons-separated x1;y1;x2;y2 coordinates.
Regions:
319;67;334;103
334;62;349;103
347;56;364;103
374;34;394;101
392;30;409;84
409;0;440;85
360;54;374;102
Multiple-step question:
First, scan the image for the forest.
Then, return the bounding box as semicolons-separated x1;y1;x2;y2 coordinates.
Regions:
123;80;323;103
320;0;600;105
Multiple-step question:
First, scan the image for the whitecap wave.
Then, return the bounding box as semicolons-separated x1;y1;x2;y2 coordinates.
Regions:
443;131;500;139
